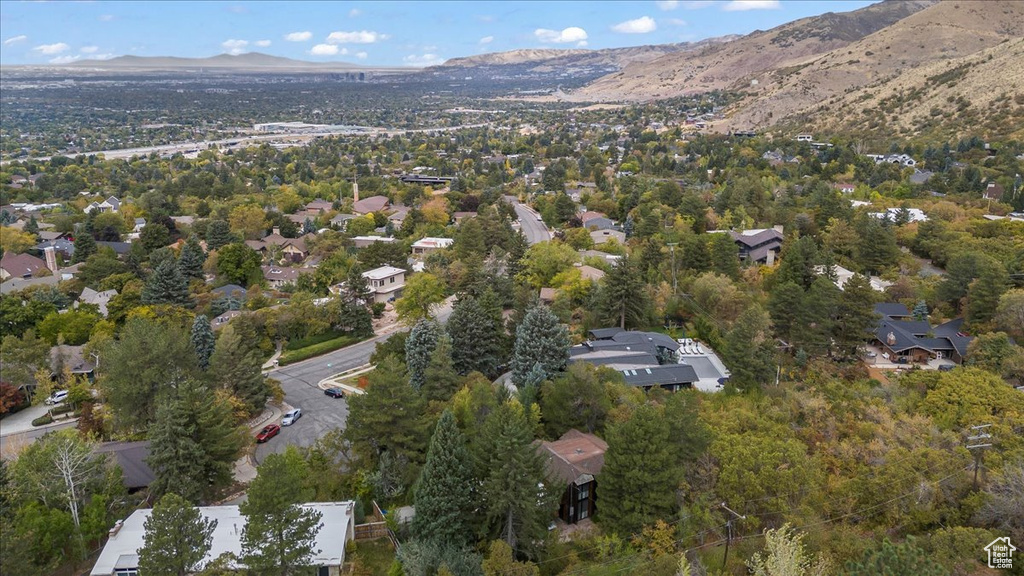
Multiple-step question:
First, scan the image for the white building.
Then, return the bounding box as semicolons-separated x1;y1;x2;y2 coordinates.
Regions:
868;207;928;223
411;237;454;257
362;265;406;304
90;502;355;576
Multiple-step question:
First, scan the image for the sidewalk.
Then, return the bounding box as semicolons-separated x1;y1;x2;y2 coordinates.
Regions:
231;402;289;485
261;342;284;371
0;404;79;438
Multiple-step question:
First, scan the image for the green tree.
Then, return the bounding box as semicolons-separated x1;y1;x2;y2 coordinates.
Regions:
205;220;233;251
966;262;1009;326
446;295;504;378
712;433;822;520
481;540;540;576
396;273;447;325
774;235;818;290
72;231;97;264
37;308;100;345
599;403;678;536
191;315;216;370
143;258;193;307
510;305;569;386
139;493;217;576
209;324;268;414
833;273;878;359
936;252;989;310
423;334;461;403
240;447;322;576
995;289;1024;340
709;232;740;279
473;400;552;558
722;304;776;388
140;223;173;254
518;242;577;289
747;524;830;576
911;300;929;322
345;356;431;486
540;363;616;438
768;282;803;345
857;217;899;276
215;243;263;287
798;276;838;356
147;378;245;503
413;410;477;548
406;319;440;391
845;537;947;576
178;234;207;281
598;258;648;329
101;317;198;432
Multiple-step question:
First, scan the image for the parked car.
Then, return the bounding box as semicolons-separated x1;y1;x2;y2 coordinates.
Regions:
255;424;280;443
863;351;877;358
281;409;302;426
938;364;955;372
45;390;69;405
324;387;345;398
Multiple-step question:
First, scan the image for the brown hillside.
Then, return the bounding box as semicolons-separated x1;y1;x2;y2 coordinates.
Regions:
571;0;935;101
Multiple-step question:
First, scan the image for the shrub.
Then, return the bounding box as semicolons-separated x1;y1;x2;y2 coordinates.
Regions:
278;335;361;366
32;414;54;427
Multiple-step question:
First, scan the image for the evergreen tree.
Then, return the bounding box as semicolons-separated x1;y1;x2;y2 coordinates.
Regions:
406;320;440;391
709;232;740;279
679;234;710;273
25;216;39;237
768;282;804;345
510;305;569;386
447;296;503;377
598;258;648;330
205;220;233;251
599;403;678;536
142;259;193;307
302;217;316;235
834;274;879;359
340;264;371;306
722;304;776;388
209;325;268;415
912;300;929;322
540;363;613;438
146;378;245;503
240;448;322;576
967;263;1010;326
139;493;217;576
423;334;460;403
412;410;476;548
473;400;552;558
857;216;899;276
504;232;529;282
71;231;97;264
774;235;818;290
845;538;947;576
177;234;207;281
337;302;374;337
190;315;216;371
454;217;487;260
798;276;839;356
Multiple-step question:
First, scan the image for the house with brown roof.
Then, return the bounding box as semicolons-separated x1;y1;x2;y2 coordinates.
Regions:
352;195;389;215
0;252;48;280
262;266;308;289
539;430;607;524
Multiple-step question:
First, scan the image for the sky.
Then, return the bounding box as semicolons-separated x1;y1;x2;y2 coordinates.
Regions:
0;0;878;67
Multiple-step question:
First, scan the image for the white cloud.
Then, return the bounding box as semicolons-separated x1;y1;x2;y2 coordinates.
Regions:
4;35;27;45
479;36;494;45
348;8;361;17
668;18;687;26
98;14;114;21
310;44;340;56
255;39;272;47
534;27;588;44
221;39;248;55
33;42;70;55
577;40;588;47
403;53;445;67
80;46;99;54
612;16;657;34
722;0;780;11
49;55;81;64
284;31;313;42
355;51;368;60
326;30;388;44
477;15;495;23
656;0;679;10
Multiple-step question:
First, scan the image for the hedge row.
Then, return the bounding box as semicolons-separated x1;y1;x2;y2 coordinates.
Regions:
278;335;362;366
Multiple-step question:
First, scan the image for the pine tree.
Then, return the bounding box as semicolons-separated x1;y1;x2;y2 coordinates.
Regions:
834;274;879;359
447;296;503;377
72;232;97;264
722;304;776;388
241;448;322;575
473;400;552;558
599;403;678;536
205;220;233;251
341;264;371;306
846;538;946;576
967;263;1010;326
142;259;193;307
209;325;268;415
912;300;929;322
139;492;217;576
510;305;569;386
679;234;710;273
454;217;487;260
798;276;838;356
406;320;440;391
423;334;460;403
190;315;216;371
302;217;316;235
598;258;648;330
177;234;207;281
412;410;477;548
768;282;804;345
25;216;39;237
709;232;741;279
146;378;245;503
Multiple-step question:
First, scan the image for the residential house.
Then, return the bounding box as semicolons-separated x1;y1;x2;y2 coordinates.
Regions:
580;211;616;232
983;182;1005;201
909;170;935;185
352;235;396;249
96;241;133;257
78;287;118;317
452;211;477;225
0;252;48;280
37;230;68;242
331;213;357;229
262;266;308;289
579;250;622;264
539;287;559;304
211;283;247;301
84;196;121;214
93;441;155;492
352;195;389;215
305;199;334;215
51;344;96;380
34;238;75;259
538;430;607;525
814;264;892;292
388;207;409;229
411;237;453;257
249;229;311;262
710;227;784;265
362;266;405;304
833;183;856;194
869;207;928;223
590;229;626;246
575;264;606;282
872;303;973;365
0;274;60;295
212;310;245;330
90;502;355;576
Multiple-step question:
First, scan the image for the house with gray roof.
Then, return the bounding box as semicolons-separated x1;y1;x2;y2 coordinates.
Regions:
872;303;973;364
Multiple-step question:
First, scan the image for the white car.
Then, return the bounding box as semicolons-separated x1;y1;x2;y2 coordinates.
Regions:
45;390;69;405
281;409;302;426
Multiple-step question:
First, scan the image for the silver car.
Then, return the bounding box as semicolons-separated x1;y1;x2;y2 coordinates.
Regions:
281;408;302;426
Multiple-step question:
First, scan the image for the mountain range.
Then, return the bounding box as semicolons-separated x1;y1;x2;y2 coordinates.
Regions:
66;52;373;71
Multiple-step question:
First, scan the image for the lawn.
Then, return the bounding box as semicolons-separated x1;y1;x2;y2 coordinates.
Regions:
347;538;397;575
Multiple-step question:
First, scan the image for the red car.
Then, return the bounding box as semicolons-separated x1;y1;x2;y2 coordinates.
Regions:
255;424;280;443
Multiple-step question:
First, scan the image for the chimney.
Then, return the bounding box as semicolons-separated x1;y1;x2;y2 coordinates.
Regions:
43;246;58;273
773;225;784;234
272;226;280;236
108;520;124;538
352;179;359;203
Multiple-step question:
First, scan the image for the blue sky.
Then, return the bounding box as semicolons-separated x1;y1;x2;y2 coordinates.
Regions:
1;1;877;67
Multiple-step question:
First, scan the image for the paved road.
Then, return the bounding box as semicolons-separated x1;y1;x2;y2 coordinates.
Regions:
0;421;76;459
506;197;551;245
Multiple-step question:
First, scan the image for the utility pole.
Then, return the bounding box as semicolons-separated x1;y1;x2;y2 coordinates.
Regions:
666;242;678;295
720;502;746;571
967;424;993;491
